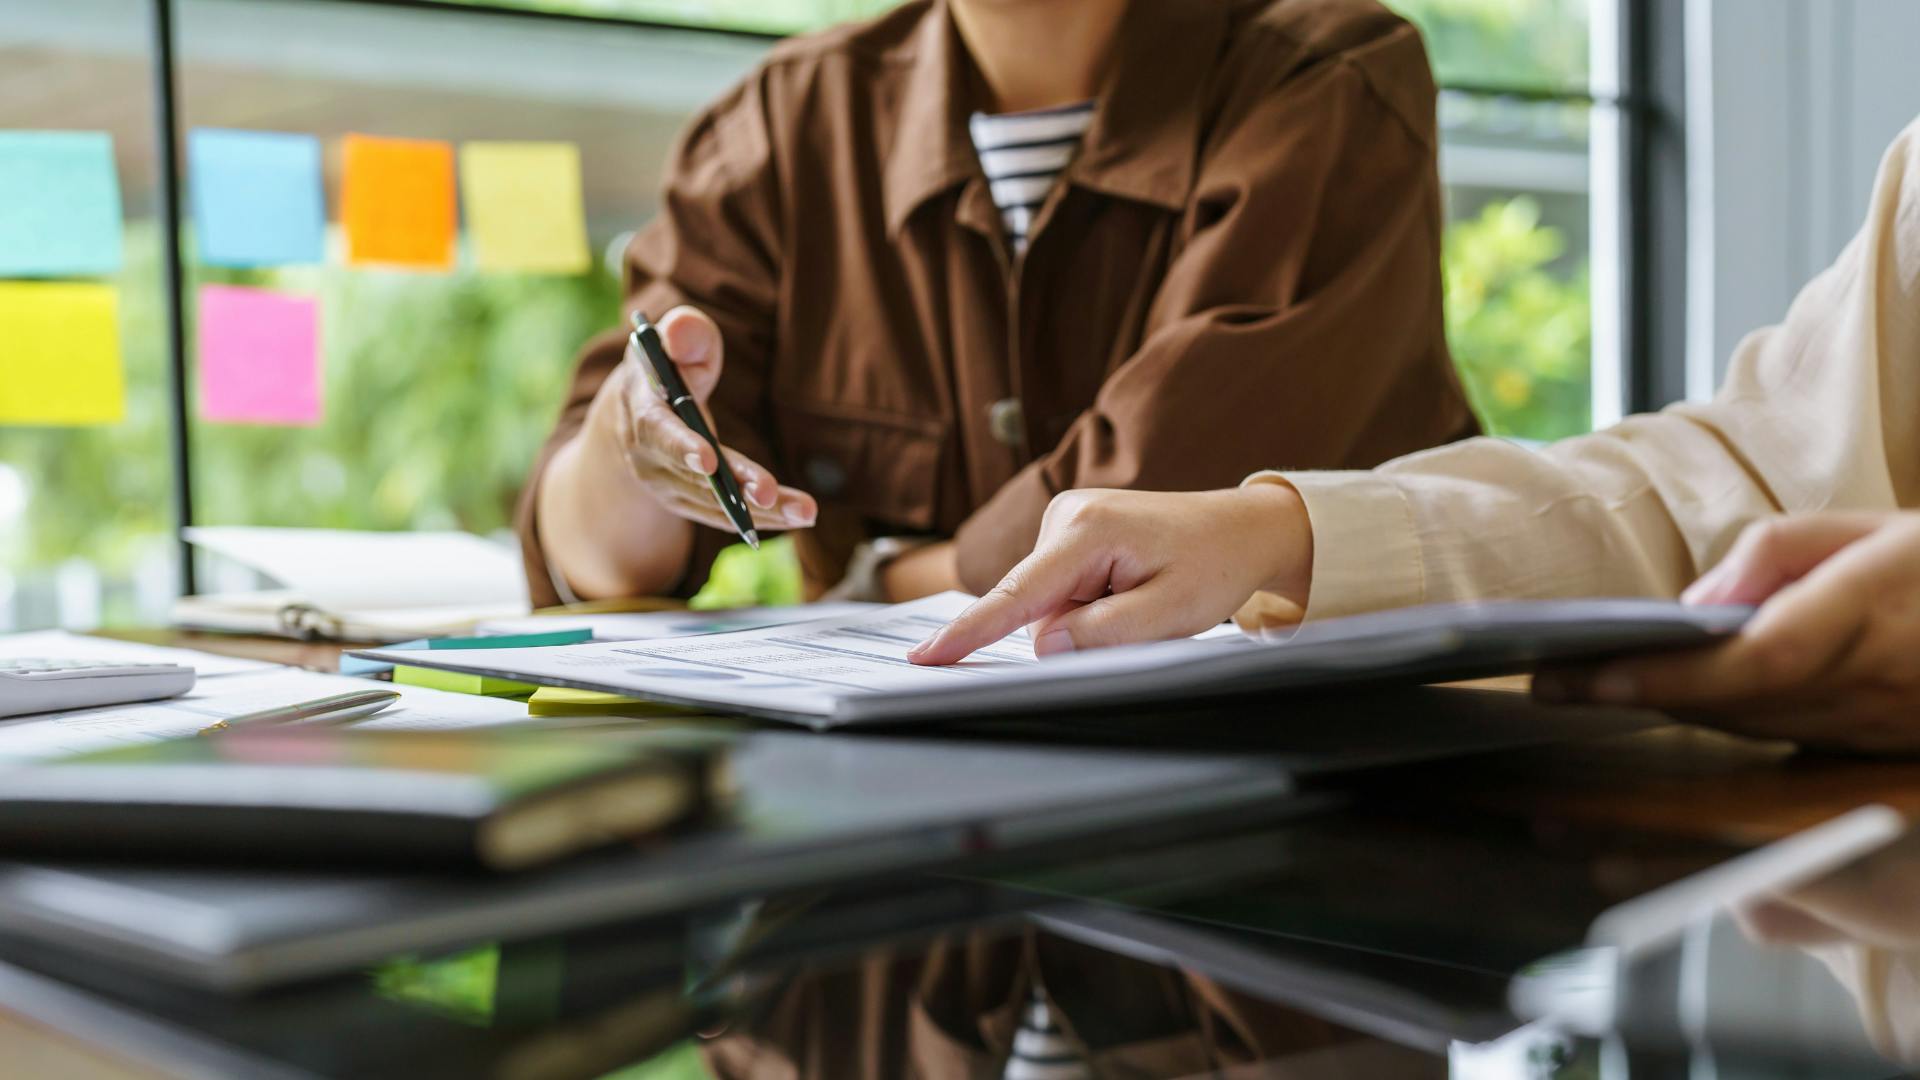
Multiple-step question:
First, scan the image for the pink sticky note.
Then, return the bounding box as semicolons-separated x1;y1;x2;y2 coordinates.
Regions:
197;285;321;426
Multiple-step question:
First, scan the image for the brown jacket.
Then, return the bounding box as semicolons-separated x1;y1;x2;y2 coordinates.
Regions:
702;928;1435;1079
518;0;1477;603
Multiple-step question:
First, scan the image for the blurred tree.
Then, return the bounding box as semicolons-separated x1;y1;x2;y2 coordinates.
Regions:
1385;0;1589;89
1443;197;1593;440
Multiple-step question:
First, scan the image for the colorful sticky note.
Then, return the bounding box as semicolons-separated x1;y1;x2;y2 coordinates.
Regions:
459;141;591;273
339;629;592;677
197;284;321;426
0;281;124;425
189;128;325;267
527;686;697;718
0;131;123;277
339;134;457;270
392;665;537;698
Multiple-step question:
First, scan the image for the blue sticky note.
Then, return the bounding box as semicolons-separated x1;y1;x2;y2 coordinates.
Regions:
189;129;326;267
0;132;124;277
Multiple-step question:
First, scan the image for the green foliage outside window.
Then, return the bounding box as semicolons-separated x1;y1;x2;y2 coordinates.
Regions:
1445;198;1592;441
435;0;895;35
1387;0;1589;90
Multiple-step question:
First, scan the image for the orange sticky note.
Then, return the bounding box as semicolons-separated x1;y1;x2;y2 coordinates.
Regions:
0;281;125;426
340;134;457;270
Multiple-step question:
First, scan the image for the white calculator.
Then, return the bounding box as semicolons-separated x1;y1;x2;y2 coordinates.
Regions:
0;659;197;719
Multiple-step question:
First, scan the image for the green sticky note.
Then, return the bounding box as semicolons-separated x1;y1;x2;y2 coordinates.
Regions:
342;629;591;678
400;630;589;694
0;132;124;277
431;629;592;650
393;665;538;698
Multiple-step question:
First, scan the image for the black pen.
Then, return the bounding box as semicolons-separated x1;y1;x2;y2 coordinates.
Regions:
629;310;760;550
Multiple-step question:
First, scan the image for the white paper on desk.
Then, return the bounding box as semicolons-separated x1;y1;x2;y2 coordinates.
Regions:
358;593;1753;729
362;592;1252;726
0;630;278;678
184;527;529;613
477;602;883;641
0;669;531;763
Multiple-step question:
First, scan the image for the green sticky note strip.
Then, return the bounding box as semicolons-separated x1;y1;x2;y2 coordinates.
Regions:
342;629;590;678
393;665;538;698
0;131;124;277
430;629;592;650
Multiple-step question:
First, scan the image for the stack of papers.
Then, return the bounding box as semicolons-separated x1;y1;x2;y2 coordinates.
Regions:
356;592;1751;729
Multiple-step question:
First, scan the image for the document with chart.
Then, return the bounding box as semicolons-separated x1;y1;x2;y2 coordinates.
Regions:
354;592;1751;728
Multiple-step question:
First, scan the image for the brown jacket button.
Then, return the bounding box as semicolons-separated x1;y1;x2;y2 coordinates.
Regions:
805;455;848;496
988;398;1025;447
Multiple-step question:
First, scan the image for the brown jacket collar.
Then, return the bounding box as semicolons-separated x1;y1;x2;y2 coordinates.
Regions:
882;0;1232;237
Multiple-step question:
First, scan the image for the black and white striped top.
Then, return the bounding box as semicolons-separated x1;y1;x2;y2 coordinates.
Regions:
1003;984;1091;1080
968;101;1096;255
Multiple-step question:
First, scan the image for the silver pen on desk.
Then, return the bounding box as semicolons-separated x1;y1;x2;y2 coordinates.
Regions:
196;689;401;736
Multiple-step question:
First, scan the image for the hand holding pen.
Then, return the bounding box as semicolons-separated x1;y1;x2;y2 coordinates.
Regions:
600;307;818;540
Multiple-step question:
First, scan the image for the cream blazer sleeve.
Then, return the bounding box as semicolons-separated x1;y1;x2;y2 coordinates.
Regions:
1250;116;1920;623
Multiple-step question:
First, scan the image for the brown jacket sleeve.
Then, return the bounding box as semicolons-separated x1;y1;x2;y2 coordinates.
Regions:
703;927;1364;1079
953;26;1470;594
516;70;785;606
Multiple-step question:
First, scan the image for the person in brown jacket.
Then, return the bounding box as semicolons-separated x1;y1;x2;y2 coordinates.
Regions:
520;0;1478;607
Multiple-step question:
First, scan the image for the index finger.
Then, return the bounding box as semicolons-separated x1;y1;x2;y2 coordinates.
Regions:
907;541;1113;666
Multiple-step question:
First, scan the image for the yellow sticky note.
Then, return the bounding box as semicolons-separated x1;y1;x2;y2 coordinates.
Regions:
0;281;124;425
459;141;590;273
526;686;696;717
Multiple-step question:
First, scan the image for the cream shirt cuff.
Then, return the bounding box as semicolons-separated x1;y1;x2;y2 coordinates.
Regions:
1243;470;1426;623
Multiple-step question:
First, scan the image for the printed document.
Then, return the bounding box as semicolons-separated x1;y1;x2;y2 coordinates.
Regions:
363;592;1250;726
355;593;1751;729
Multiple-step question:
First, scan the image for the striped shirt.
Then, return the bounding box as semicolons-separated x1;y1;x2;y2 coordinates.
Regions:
967;101;1096;255
1003;984;1091;1080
